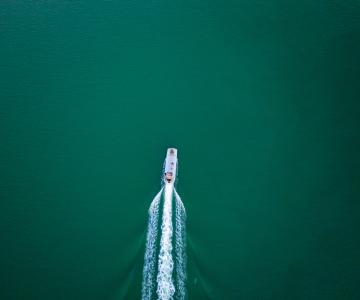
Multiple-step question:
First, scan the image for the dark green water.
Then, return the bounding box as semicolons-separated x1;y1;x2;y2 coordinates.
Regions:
1;1;360;299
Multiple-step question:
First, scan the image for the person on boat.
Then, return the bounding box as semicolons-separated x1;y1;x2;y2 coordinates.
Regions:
165;172;173;183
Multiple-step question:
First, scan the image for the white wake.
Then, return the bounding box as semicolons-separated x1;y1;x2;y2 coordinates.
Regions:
157;183;175;299
141;185;186;300
174;189;186;300
141;188;163;300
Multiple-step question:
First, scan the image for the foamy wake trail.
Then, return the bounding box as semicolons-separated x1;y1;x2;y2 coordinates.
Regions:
142;185;187;300
157;183;175;300
174;189;186;300
141;188;163;300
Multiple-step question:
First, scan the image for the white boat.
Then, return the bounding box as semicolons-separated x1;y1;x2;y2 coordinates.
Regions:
163;148;178;184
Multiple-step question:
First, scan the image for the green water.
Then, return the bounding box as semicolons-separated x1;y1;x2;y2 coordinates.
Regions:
1;1;360;299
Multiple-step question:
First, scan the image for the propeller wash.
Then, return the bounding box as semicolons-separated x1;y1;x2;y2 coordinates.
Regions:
142;148;187;300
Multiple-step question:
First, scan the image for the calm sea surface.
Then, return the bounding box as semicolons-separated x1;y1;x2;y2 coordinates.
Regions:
1;1;359;299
